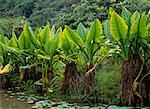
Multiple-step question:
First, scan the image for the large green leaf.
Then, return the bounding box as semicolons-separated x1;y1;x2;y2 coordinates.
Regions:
45;28;62;57
31;28;41;47
47;28;61;57
51;25;56;39
39;24;51;45
104;20;112;40
110;11;128;44
77;23;87;42
8;32;18;48
65;26;84;47
0;35;7;54
130;16;147;40
59;28;75;53
18;24;33;49
44;41;51;55
144;13;150;25
86;18;103;45
131;11;140;24
121;7;132;27
84;18;103;61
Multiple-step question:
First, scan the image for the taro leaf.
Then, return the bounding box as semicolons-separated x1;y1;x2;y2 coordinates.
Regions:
65;26;84;48
0;35;7;54
39;24;51;45
110;11;128;44
48;28;61;57
121;7;132;27
77;23;87;42
85;18;103;60
104;20;113;40
18;24;33;49
59;28;75;53
130;16;147;41
32;28;42;47
8;32;18;48
86;18;103;45
131;11;140;24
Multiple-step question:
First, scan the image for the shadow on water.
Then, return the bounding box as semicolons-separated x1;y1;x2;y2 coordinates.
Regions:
0;89;32;109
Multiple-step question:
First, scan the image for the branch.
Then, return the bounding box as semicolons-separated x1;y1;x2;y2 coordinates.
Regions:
85;53;109;76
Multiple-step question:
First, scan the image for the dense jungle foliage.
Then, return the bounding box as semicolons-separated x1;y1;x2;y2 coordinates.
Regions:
0;0;149;38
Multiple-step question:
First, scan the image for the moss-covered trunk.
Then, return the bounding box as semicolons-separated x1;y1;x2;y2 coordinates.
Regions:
119;54;149;106
61;62;80;94
142;60;150;106
83;63;96;95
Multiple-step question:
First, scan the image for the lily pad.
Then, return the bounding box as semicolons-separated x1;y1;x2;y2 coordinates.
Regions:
32;105;40;109
27;100;34;104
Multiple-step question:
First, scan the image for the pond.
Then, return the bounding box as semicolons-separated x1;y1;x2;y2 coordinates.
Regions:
0;89;149;109
0;89;32;109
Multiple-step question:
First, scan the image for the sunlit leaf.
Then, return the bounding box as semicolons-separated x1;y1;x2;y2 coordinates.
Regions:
77;23;87;42
65;26;84;47
110;11;128;43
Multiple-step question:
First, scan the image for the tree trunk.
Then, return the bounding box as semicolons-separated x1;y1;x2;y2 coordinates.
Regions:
83;63;96;95
61;62;80;94
142;60;150;106
119;54;146;105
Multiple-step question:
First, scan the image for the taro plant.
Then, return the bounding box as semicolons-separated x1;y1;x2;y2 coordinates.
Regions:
0;35;10;67
0;34;13;88
65;19;108;94
33;24;61;95
59;27;80;94
108;8;150;105
14;24;38;82
1;24;40;90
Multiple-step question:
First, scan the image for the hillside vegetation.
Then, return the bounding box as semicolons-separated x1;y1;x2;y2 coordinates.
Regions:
0;0;149;38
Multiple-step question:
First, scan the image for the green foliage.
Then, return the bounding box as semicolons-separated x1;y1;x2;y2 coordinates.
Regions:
59;28;75;53
0;6;149;106
39;24;51;46
0;0;149;38
124;0;150;13
109;8;149;60
95;58;121;104
0;17;27;38
66;19;107;64
0;35;9;66
65;26;84;48
8;32;18;48
110;11;128;42
18;24;33;50
77;23;88;42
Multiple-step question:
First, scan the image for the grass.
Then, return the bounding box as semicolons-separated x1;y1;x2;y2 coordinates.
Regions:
95;58;121;104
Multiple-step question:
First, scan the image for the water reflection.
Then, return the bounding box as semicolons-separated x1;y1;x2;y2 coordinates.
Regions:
0;89;32;109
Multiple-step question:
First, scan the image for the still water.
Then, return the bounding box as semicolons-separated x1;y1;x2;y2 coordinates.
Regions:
0;89;32;109
0;89;149;109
